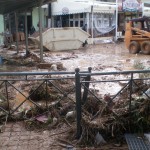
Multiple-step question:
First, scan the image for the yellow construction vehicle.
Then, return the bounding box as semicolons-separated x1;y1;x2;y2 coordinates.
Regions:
125;17;150;55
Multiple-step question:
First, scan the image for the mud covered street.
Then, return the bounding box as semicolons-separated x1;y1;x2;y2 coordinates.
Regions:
0;42;150;72
43;42;150;72
0;42;150;150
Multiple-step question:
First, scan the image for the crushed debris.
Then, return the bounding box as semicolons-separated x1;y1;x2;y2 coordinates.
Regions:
0;42;150;149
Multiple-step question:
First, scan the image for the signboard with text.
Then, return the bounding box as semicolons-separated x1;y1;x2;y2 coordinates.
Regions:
122;0;142;12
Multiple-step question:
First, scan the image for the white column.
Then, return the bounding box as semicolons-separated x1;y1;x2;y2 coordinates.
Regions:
86;13;90;34
15;12;19;53
25;10;29;56
115;0;118;41
92;5;94;44
38;2;44;62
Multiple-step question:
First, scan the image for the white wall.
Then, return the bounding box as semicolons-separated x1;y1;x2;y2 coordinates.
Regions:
32;7;47;31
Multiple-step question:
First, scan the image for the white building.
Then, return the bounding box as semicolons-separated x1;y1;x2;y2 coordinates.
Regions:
142;0;150;17
51;0;117;38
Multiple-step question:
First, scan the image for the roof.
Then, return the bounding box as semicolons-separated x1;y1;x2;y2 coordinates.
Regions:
0;0;56;14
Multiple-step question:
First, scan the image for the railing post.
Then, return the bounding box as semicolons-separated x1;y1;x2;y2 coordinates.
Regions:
45;80;48;109
5;81;10;116
129;73;133;130
82;67;92;104
75;68;82;139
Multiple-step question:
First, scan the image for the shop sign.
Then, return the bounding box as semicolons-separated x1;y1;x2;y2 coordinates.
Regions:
123;0;142;12
62;7;69;14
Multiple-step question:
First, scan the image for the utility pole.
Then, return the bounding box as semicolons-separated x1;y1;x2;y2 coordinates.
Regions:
92;0;94;44
38;0;44;62
115;0;118;41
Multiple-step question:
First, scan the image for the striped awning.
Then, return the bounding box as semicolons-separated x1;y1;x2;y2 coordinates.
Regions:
52;0;116;16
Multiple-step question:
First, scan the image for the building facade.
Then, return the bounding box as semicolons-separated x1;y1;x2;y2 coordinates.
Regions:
51;0;117;38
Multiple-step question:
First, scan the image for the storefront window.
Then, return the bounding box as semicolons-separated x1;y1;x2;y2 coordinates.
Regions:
70;21;73;27
74;14;78;19
80;20;83;27
75;21;78;27
70;14;73;19
80;13;84;18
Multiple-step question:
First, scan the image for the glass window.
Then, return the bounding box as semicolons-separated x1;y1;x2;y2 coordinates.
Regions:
80;13;83;18
104;19;109;27
80;21;83;27
104;14;107;18
70;21;73;27
97;20;101;27
75;21;78;27
70;14;73;19
74;14;78;19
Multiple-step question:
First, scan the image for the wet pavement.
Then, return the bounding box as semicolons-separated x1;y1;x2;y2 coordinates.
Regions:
0;121;68;150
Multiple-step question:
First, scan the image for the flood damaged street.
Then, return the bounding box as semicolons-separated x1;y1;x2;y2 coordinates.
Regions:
0;42;150;150
0;0;150;149
0;42;149;72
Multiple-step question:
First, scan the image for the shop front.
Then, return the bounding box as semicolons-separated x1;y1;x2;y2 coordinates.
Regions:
118;0;142;36
51;0;116;38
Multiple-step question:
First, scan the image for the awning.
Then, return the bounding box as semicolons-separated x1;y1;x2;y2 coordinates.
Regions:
52;0;116;16
52;0;91;15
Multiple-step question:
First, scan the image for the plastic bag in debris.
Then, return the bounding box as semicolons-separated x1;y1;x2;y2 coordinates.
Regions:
144;133;150;143
142;88;150;100
95;132;106;145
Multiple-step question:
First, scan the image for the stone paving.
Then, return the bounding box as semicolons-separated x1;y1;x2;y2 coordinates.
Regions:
0;121;129;150
0;121;67;150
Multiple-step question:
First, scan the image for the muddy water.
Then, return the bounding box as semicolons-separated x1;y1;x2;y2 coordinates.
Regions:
44;42;149;96
0;43;149;97
44;43;150;72
1;43;149;72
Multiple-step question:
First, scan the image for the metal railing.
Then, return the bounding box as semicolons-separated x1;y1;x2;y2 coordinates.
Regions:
0;69;150;139
0;71;73;116
75;69;150;138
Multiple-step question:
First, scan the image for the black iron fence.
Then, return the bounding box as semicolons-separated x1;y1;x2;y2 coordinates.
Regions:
75;69;150;138
0;69;150;139
0;71;74;117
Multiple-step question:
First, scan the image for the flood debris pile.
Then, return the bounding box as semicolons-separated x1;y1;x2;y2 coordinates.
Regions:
1;47;66;72
80;80;150;146
0;78;76;131
0;69;150;149
23;79;76;131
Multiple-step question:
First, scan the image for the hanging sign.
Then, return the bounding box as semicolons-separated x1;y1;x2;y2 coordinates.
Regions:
62;7;69;14
123;0;142;12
